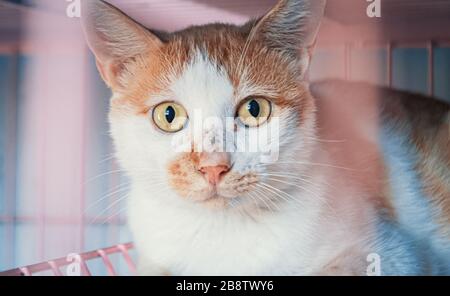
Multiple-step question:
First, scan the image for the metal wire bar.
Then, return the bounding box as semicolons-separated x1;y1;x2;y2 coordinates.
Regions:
97;249;117;276
0;243;134;276
387;42;393;87
47;261;63;276
117;244;137;275
344;43;352;80
428;41;435;96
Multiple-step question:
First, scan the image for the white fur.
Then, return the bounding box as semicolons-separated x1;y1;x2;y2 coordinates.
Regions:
110;51;373;275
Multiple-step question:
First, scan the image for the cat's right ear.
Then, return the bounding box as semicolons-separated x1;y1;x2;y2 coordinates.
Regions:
244;0;326;78
81;0;163;90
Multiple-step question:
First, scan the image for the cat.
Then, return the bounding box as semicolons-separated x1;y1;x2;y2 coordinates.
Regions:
81;0;450;275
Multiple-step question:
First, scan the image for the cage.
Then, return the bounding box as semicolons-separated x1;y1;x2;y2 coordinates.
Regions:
0;0;449;276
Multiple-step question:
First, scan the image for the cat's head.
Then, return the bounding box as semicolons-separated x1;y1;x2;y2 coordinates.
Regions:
82;0;326;210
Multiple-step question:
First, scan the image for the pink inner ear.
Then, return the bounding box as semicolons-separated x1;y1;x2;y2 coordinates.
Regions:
96;59;127;89
82;0;164;90
95;59;109;85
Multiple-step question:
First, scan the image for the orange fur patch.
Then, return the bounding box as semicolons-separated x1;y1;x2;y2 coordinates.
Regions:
110;23;314;124
167;152;232;210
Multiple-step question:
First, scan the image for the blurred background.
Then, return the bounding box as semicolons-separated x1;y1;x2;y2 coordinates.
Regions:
0;0;449;275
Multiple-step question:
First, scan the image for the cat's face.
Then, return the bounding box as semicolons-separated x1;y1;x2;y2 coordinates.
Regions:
82;0;326;210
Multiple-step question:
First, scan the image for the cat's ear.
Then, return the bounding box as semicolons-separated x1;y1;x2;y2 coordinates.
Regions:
248;0;326;74
81;0;163;89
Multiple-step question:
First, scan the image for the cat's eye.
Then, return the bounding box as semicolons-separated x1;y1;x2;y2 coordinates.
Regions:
237;97;272;127
152;102;188;133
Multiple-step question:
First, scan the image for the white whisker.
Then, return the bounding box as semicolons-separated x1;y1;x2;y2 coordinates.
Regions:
256;182;303;209
256;161;358;171
250;185;278;212
84;183;132;214
252;184;282;211
91;194;130;224
261;177;322;201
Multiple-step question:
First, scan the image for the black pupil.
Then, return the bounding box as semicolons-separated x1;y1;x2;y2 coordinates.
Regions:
165;106;176;123
247;100;260;117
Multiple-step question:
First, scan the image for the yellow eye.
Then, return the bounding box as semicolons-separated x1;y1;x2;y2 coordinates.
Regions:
152;102;188;133
237;98;272;127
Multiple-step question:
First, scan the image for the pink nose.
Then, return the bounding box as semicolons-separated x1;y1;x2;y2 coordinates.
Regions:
199;165;230;185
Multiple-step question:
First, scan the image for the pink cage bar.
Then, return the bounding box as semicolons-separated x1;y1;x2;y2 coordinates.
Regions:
0;243;136;276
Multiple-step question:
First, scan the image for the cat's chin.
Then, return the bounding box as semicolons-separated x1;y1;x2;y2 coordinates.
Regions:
196;195;230;210
192;191;250;210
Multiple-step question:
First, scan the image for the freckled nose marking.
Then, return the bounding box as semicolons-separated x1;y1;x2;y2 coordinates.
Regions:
196;152;231;185
199;165;230;185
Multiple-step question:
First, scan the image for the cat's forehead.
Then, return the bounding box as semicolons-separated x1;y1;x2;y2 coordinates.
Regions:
158;24;303;105
164;23;253;82
170;50;234;116
117;24;307;115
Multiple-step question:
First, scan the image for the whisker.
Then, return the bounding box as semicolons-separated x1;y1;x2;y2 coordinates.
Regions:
84;183;132;214
89;178;169;223
85;169;128;184
245;191;264;215
250;185;278;213
256;161;358;171
252;184;281;211
261;177;323;202
85;168;166;184
97;153;116;164
91;194;130;224
301;136;347;143
256;182;302;209
259;179;339;229
101;206;129;226
258;172;333;190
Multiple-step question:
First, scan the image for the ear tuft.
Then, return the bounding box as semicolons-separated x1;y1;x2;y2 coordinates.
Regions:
81;0;162;89
251;0;326;61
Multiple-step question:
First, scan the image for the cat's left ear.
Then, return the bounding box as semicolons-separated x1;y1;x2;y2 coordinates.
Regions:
81;0;163;90
247;0;326;76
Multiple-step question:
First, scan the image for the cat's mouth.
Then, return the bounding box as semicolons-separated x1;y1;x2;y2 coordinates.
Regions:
199;188;230;202
196;178;259;208
196;192;236;209
167;156;259;207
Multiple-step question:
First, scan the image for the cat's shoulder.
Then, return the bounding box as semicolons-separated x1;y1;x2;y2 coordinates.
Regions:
310;79;450;130
311;80;450;271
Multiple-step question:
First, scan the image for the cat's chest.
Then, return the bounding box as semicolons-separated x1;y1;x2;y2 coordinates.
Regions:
128;196;321;275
